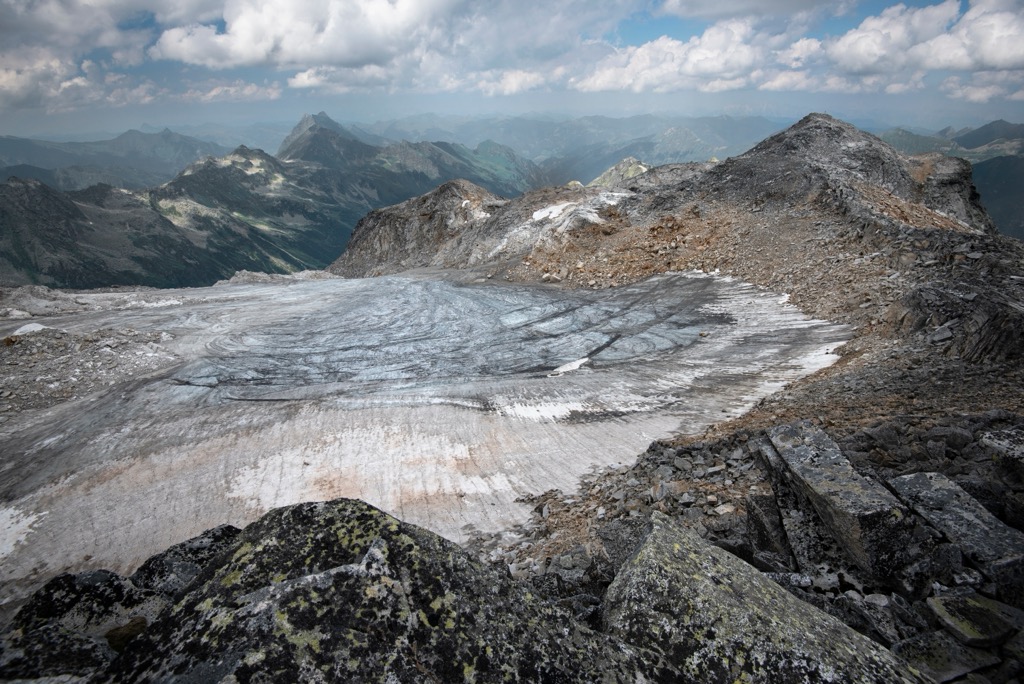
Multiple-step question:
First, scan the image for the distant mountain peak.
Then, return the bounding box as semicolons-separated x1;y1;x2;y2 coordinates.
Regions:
953;119;1024;150
277;112;364;158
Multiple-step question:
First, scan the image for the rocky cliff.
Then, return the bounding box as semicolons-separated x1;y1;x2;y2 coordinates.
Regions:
4;113;1024;682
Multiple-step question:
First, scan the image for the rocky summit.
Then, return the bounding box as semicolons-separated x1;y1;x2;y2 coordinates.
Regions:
2;113;1024;682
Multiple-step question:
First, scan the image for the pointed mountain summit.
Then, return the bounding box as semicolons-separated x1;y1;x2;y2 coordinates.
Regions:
276;112;378;165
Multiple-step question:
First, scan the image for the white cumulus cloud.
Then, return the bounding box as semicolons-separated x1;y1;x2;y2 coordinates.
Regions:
575;20;762;93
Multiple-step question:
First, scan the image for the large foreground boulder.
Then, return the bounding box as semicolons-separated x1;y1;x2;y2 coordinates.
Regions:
603;512;929;683
103;499;667;683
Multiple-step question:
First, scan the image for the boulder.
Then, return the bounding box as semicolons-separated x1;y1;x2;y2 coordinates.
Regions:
105;499;669;683
890;472;1024;607
766;423;914;579
603;512;929;683
129;523;241;597
892;630;1002;683
0;570;167;678
926;593;1017;647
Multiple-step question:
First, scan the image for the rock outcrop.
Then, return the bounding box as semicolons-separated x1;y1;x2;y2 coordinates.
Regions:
604;512;928;683
0;498;942;682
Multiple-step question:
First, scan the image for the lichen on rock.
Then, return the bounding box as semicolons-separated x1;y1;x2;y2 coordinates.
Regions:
602;511;930;683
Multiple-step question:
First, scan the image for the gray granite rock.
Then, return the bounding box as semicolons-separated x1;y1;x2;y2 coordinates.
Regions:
892;630;1002;683
603;512;929;683
927;593;1016;647
105;499;672;683
891;472;1024;607
767;423;914;579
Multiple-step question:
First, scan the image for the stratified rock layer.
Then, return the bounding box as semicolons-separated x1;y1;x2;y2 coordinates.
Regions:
767;423;913;579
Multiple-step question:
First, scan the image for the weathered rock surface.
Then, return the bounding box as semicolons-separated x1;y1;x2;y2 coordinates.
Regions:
766;423;913;579
603;512;928;683
891;471;1024;607
4;499;678;682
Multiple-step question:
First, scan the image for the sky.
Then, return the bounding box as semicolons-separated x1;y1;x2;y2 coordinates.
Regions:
2;0;1024;138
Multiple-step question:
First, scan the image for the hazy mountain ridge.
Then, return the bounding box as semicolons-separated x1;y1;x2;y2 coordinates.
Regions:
0;129;230;190
0;113;552;288
359;113;784;184
971;155;1024;240
880;118;1024;241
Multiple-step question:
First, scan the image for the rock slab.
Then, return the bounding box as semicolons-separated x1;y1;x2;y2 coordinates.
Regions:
602;511;929;683
890;471;1024;607
767;423;914;578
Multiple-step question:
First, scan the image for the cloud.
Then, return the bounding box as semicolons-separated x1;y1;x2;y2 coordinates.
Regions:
575;20;762;93
758;69;817;91
474;69;550;96
658;0;852;20
942;76;1009;103
826;0;961;74
149;0;455;70
181;80;283;103
2;0;1024;117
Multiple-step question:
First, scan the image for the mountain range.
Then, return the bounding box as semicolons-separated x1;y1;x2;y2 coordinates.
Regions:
0;129;231;191
2;111;1022;290
0;114;549;288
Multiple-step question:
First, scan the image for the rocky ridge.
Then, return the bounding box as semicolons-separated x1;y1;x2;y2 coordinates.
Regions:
0;113;549;289
3;113;1024;681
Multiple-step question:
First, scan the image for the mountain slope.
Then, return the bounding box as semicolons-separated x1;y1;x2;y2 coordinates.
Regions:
279;114;551;198
333;113;1022;363
972;155;1024;241
953;119;1024;149
0;130;230;190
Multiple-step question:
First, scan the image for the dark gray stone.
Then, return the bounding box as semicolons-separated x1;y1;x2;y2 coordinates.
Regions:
927;593;1016;647
768;423;914;578
603;512;928;683
982;427;1024;484
892;630;1002;683
891;472;1024;607
129;523;241;597
0;570;166;680
596;517;651;571
745;492;796;571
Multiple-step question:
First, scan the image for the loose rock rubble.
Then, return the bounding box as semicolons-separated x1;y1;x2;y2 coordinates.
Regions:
0;326;178;419
468;417;1024;683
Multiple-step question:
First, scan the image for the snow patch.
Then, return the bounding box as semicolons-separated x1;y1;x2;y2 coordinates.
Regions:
0;506;46;564
532;203;573;221
12;323;48;336
498;401;589;421
548;357;589;376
